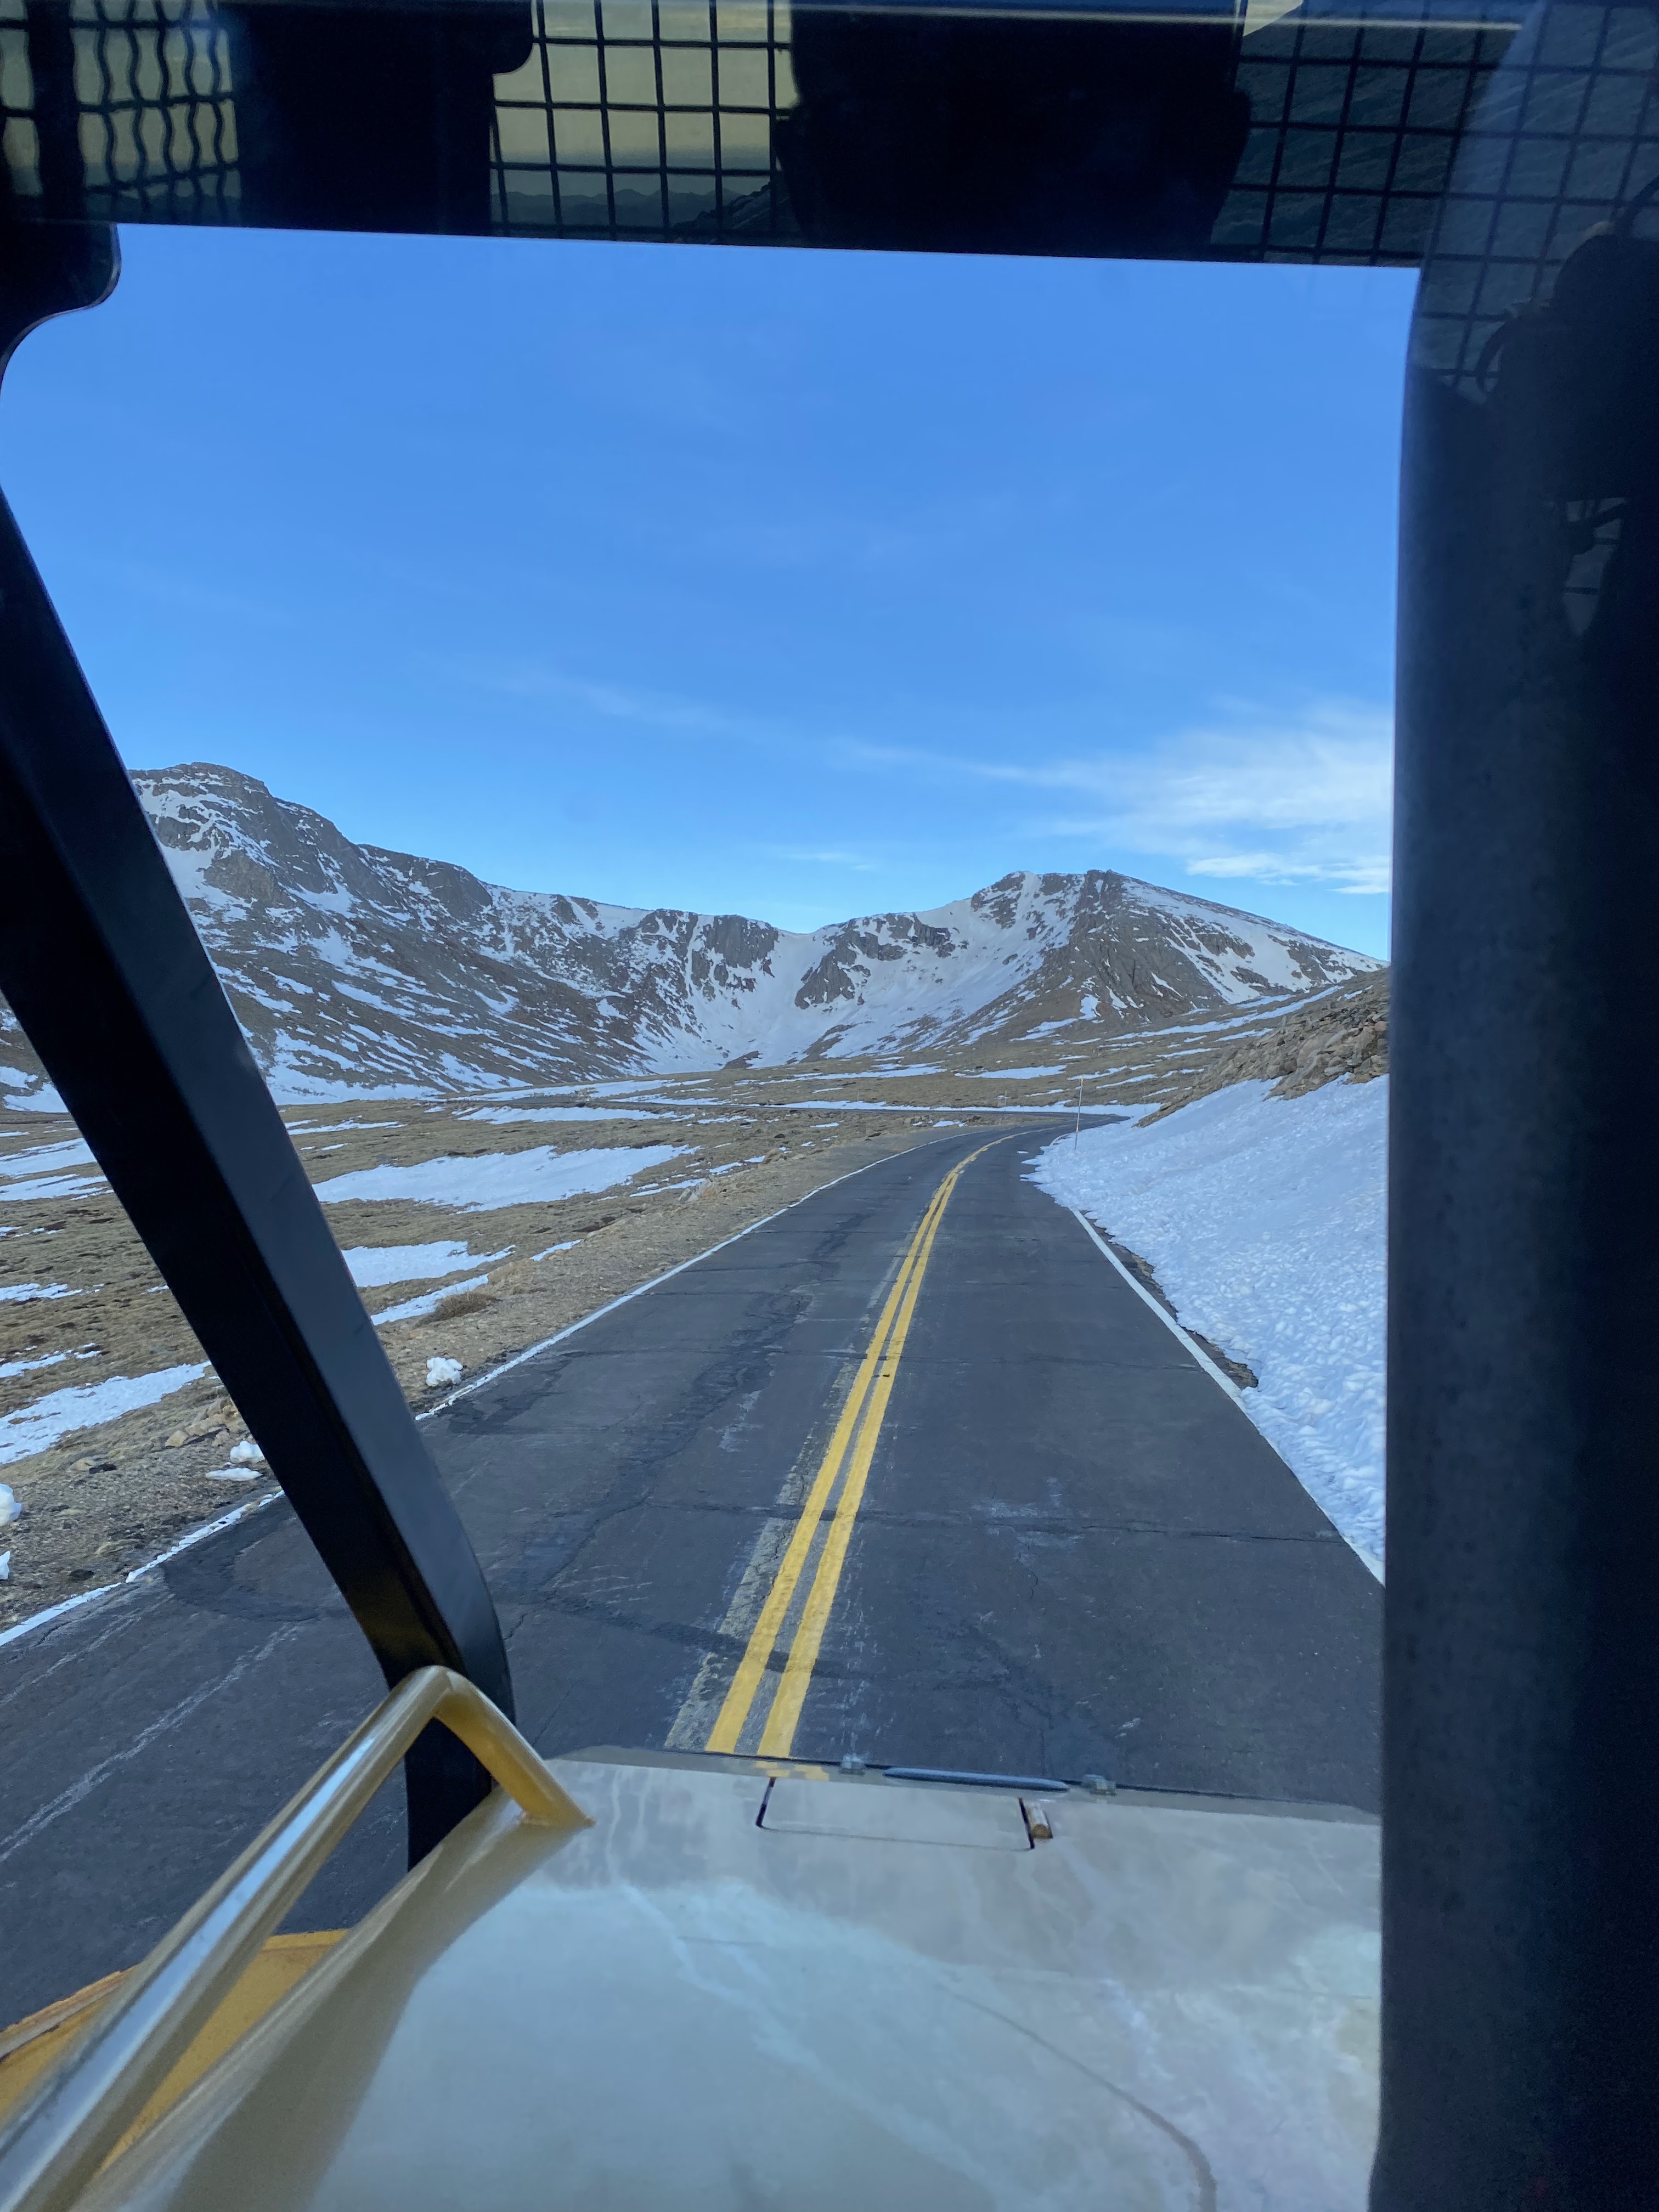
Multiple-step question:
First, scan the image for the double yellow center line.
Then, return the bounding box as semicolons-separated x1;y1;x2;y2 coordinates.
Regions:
705;1143;996;1759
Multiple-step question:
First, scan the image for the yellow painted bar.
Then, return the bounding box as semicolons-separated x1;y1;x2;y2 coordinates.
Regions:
0;1934;346;2145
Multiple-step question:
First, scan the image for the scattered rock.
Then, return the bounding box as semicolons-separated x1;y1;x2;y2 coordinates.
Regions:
1188;1331;1260;1391
1148;973;1389;1120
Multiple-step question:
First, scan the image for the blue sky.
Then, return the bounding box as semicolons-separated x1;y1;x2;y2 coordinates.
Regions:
1;227;1412;956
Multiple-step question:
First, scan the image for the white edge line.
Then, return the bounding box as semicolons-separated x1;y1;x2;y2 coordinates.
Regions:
1066;1208;1246;1403
1065;1206;1385;1587
0;1494;277;1652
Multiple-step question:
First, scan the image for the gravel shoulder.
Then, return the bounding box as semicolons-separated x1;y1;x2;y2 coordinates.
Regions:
0;1095;966;1632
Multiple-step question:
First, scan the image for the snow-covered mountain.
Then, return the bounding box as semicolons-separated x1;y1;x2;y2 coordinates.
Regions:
2;764;1382;1104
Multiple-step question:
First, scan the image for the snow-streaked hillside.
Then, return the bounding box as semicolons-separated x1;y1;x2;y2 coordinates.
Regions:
3;764;1381;1104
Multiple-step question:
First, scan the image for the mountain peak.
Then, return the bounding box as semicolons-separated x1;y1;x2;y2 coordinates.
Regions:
125;764;1379;1102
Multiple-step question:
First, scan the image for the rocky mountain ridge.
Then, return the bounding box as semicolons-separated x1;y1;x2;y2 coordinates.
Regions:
0;763;1381;1104
1148;972;1390;1121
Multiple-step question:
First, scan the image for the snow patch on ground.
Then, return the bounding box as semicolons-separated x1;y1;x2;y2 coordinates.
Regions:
0;1363;209;1466
0;1140;95;1178
1029;1079;1386;1560
962;1065;1065;1080
316;1143;684;1212
458;1106;663;1125
341;1241;509;1289
0;1139;105;1203
0;1349;98;1381
374;1275;490;1326
780;1100;1107;1117
1;1174;106;1203
289;1119;400;1136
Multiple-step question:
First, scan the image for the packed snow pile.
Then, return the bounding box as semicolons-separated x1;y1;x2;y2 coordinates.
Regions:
1030;1079;1386;1561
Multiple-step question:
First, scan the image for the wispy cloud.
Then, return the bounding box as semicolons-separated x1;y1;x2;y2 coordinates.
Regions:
452;661;740;737
849;702;1392;895
768;846;880;871
1042;705;1392;895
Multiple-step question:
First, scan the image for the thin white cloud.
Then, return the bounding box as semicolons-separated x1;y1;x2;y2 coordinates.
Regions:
458;662;738;736
849;703;1392;896
1048;705;1392;895
437;660;822;760
769;847;879;871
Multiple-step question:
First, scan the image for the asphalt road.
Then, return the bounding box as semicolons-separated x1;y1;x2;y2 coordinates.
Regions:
0;1128;1380;2022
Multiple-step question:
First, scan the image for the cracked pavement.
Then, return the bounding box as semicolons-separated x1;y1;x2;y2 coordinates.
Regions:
0;1130;1378;2022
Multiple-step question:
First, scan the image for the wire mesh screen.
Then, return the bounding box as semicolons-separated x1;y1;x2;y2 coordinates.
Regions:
490;0;797;239
0;0;1534;261
1413;1;1659;388
0;0;236;218
74;0;236;216
1216;13;1510;264
0;0;38;197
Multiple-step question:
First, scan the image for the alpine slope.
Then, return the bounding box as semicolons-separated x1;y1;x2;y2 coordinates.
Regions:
0;763;1380;1106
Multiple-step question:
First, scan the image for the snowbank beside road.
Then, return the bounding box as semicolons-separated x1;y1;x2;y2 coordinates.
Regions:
1029;1079;1386;1561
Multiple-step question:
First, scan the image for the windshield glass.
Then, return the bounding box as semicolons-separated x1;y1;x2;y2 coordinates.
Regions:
0;0;1551;2030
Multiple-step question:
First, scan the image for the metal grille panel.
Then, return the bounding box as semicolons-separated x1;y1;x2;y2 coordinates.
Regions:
1216;14;1512;264
72;0;237;218
489;0;797;239
0;0;1545;262
0;0;41;199
1;0;236;219
1413;2;1659;387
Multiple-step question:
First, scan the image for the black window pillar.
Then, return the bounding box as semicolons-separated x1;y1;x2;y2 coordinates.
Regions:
0;224;514;1865
1377;3;1659;2197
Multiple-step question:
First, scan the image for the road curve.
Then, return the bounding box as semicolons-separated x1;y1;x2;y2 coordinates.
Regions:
0;1127;1379;2022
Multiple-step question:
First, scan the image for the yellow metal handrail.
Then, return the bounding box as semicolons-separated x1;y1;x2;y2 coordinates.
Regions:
0;1668;589;2212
